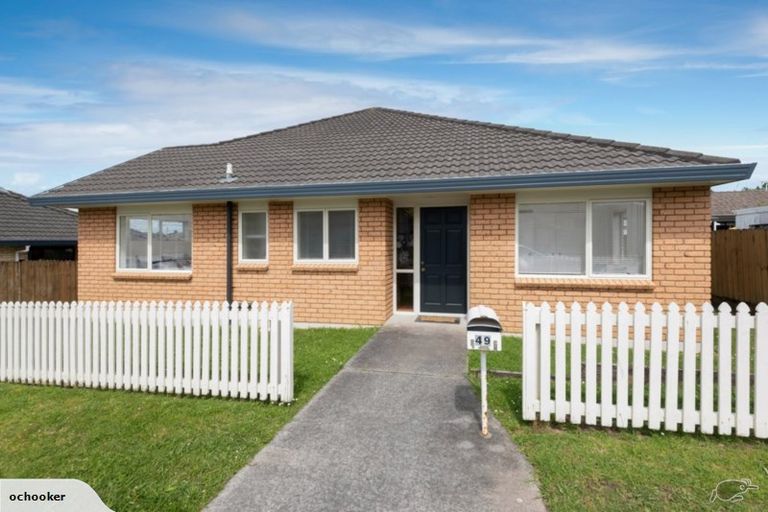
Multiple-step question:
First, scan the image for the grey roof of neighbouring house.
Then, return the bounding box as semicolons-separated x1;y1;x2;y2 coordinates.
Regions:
0;188;77;244
712;190;768;221
31;107;754;206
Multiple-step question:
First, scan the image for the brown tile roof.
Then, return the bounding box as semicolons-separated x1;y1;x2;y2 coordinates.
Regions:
36;107;741;199
0;188;77;243
712;190;768;219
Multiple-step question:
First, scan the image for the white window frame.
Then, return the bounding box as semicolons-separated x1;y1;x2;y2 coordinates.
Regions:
238;209;269;263
115;205;193;273
294;206;358;263
515;191;652;280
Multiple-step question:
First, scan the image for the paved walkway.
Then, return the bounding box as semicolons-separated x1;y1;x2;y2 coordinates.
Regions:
206;316;545;512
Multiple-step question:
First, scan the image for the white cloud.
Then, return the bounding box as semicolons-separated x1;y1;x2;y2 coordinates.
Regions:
166;8;547;59
472;40;675;65
0;60;537;195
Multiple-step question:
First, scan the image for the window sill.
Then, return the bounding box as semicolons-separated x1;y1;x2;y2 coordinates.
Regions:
292;263;359;273
515;277;655;291
112;272;193;282
236;263;269;273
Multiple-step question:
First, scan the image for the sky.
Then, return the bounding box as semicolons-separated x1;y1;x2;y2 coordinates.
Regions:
1;0;767;196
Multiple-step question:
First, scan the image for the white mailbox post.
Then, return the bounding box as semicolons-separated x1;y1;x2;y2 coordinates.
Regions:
467;305;503;438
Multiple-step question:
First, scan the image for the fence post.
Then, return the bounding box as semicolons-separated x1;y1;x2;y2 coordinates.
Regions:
522;302;539;421
279;301;294;403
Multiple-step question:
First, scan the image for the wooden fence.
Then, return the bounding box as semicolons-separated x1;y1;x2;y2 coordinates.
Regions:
0;261;77;302
0;300;294;403
522;301;767;438
712;229;768;305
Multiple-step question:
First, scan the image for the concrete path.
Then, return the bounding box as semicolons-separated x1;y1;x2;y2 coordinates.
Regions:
206;316;545;512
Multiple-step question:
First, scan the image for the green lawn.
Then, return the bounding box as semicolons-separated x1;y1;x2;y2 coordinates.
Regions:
0;327;376;512
469;338;768;512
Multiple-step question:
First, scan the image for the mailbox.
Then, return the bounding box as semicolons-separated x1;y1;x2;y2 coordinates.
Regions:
466;305;502;351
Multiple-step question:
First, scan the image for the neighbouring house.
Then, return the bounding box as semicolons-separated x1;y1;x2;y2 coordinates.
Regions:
30;108;755;332
0;188;77;262
711;190;768;229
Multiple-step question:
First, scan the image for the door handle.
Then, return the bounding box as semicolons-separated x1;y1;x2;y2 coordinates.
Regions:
421;261;425;272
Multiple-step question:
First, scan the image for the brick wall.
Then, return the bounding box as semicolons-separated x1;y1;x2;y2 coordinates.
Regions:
78;199;393;325
469;186;711;333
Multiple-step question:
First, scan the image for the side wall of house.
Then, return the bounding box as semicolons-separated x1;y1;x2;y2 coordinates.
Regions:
0;246;24;262
469;186;711;333
77;199;393;325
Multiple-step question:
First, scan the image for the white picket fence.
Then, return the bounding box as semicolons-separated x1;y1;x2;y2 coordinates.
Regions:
523;301;768;438
0;300;294;402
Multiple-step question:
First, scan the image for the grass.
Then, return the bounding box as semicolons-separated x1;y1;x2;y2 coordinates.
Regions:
0;327;376;512
469;339;768;512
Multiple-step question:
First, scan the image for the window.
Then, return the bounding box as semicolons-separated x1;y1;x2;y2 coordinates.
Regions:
519;203;586;275
592;201;646;275
118;213;191;271
240;211;268;261
518;198;649;277
395;207;415;311
295;208;357;262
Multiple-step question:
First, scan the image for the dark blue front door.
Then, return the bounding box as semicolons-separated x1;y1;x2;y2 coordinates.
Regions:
420;206;467;314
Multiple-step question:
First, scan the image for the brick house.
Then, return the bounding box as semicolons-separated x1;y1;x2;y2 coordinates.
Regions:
0;188;77;261
31;108;754;332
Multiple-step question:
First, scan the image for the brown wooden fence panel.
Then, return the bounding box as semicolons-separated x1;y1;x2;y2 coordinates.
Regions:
0;261;77;302
712;229;768;304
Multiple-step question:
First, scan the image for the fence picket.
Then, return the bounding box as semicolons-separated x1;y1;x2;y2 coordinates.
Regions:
220;303;230;397
148;302;157;392
121;303;130;390
755;303;768;438
33;302;41;383
600;303;614;428
248;302;259;399
69;302;78;385
569;302;583;424
0;303;6;382
0;300;293;404
192;302;201;396
201;302;210;396
647;303;664;430
99;302;108;389
682;304;698;433
664;303;681;431
538;303;552;422
157;302;166;393
631;303;647;428
211;302;221;396
20;302;28;383
554;302;567;422
174;302;183;395
230;302;240;398
239;303;249;398
585;302;598;425
616;303;630;428
259;302;269;400
717;302;734;435
700;303;716;434
735;303;752;437
61;302;70;385
268;302;279;402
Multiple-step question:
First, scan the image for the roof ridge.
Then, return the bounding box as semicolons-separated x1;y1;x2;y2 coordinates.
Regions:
374;107;740;165
163;108;382;150
0;187;77;216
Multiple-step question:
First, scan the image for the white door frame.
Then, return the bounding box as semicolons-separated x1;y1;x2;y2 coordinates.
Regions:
392;197;470;317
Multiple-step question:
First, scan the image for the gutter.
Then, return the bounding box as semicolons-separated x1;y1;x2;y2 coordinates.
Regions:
29;162;756;207
226;201;233;304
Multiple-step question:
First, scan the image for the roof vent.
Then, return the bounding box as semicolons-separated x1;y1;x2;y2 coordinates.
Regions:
220;162;237;183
